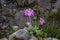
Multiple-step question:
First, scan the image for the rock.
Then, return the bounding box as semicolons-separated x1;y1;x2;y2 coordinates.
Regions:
51;9;58;13
15;11;29;27
0;0;17;8
29;36;38;40
54;0;60;9
40;0;51;10
0;38;8;40
16;0;36;6
33;5;38;10
28;0;35;4
44;37;58;40
6;2;17;9
0;39;2;40
1;25;8;29
40;0;60;9
9;29;31;40
16;0;25;6
0;0;7;7
12;26;19;30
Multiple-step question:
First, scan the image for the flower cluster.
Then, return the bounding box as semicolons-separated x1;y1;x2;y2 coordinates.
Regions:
39;17;45;25
26;21;31;26
24;8;47;38
24;8;45;26
24;8;34;17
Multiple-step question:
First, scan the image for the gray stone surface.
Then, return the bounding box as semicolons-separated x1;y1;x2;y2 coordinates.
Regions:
9;29;31;40
40;0;60;9
40;0;51;9
54;0;60;8
12;26;19;30
15;11;29;27
1;25;8;29
1;0;60;9
29;36;38;40
0;38;8;40
44;37;58;40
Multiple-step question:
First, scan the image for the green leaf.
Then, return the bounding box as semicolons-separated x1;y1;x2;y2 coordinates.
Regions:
36;30;42;35
30;31;33;35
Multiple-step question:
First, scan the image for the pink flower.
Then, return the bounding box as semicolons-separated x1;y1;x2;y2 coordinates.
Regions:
26;21;31;26
39;17;45;25
24;8;34;17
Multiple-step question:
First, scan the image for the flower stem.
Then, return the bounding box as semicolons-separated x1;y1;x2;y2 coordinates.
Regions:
29;16;31;22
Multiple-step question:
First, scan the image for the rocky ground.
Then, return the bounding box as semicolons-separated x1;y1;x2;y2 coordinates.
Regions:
0;0;60;27
0;0;60;40
0;29;58;40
